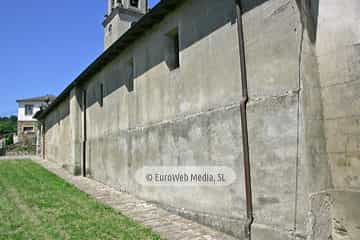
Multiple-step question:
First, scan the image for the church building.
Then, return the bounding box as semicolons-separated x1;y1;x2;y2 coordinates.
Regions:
35;0;360;239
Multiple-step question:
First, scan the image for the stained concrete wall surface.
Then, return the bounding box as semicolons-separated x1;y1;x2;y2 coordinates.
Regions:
44;97;73;172
42;0;360;239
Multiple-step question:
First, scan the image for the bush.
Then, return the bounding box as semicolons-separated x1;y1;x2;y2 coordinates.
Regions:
5;135;13;145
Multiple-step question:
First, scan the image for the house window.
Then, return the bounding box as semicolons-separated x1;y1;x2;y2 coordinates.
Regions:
99;83;104;107
23;127;34;133
126;58;134;92
166;28;180;70
25;104;34;116
130;0;139;8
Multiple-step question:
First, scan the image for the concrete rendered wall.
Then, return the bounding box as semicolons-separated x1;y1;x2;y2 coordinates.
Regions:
308;1;360;239
85;2;243;235
318;0;360;191
41;0;360;239
86;0;305;238
44;97;73;171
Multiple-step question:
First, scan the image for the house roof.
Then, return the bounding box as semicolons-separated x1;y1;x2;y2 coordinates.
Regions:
35;0;185;120
16;95;57;103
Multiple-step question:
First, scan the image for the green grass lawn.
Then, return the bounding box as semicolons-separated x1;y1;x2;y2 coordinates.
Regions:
0;160;162;240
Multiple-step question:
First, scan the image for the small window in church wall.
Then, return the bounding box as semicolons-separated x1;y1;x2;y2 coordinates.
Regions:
108;24;113;33
126;58;134;92
99;83;104;107
130;0;139;8
166;28;180;70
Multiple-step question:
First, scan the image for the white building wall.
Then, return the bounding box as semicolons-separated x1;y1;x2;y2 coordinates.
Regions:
17;102;43;122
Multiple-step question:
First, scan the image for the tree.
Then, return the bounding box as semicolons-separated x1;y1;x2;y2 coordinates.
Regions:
0;116;17;136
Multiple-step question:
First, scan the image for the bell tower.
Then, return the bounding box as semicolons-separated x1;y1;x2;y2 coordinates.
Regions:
103;0;148;50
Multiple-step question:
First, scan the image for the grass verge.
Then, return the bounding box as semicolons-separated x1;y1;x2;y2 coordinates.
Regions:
0;160;162;240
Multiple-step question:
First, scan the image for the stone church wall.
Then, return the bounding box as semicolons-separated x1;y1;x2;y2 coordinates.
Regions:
44;96;72;171
42;0;360;239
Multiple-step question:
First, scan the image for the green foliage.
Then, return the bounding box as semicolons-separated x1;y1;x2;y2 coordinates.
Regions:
5;135;13;145
0;115;17;136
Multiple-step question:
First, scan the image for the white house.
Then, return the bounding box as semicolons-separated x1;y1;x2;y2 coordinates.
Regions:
16;95;56;141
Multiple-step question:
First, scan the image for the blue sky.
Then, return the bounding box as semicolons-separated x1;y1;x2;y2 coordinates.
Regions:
0;0;159;117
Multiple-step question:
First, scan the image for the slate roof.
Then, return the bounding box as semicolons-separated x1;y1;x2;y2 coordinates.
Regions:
16;95;57;103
